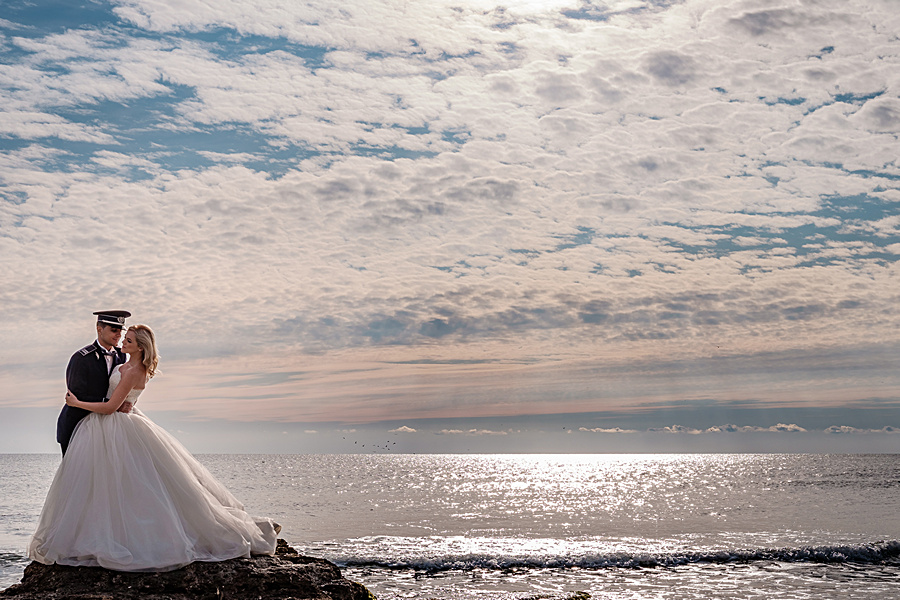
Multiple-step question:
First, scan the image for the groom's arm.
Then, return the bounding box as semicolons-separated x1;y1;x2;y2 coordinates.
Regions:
65;351;106;404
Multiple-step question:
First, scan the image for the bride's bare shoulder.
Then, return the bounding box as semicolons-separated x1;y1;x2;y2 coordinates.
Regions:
119;363;147;388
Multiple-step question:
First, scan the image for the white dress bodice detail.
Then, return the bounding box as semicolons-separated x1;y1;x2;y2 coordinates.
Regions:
107;365;144;406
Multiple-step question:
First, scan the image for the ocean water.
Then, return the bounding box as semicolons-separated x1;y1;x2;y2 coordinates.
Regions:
2;453;899;599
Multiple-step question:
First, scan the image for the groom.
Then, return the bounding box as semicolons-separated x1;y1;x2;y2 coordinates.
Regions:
56;310;131;455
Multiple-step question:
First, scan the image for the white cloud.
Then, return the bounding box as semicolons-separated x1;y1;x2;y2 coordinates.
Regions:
436;429;508;436
648;423;808;434
649;425;703;435
390;426;417;433
851;98;900;133
0;110;117;143
825;425;900;435
767;423;808;433
579;427;638;434
196;151;262;164
1;0;899;439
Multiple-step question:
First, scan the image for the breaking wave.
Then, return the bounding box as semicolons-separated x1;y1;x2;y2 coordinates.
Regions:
334;540;900;572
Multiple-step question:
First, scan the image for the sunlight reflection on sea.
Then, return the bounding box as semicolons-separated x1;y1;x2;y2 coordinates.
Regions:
3;454;900;598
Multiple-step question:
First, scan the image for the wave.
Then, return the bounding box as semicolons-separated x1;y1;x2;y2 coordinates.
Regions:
0;553;29;568
6;541;900;572
334;540;900;572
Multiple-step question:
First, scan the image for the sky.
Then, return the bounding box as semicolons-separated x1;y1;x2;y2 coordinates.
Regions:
1;0;899;454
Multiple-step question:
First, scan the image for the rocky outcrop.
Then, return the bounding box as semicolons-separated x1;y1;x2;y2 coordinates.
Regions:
0;540;374;600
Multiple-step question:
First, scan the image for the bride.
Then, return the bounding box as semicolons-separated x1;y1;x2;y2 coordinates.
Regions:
29;324;279;572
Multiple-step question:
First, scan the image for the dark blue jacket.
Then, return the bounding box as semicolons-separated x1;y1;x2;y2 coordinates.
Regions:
56;342;125;454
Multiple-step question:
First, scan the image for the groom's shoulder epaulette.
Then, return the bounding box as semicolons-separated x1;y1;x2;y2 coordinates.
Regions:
78;343;97;357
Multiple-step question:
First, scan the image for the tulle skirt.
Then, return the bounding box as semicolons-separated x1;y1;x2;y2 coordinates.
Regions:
29;409;278;572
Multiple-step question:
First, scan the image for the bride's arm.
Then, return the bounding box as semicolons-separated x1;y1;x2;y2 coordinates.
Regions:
66;369;143;415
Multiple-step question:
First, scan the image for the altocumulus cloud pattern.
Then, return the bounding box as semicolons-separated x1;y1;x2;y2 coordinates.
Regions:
1;0;899;451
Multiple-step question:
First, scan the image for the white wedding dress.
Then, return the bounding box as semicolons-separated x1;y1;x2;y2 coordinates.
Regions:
29;365;278;572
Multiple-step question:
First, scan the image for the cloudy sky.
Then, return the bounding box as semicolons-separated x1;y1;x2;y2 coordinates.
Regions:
1;0;899;453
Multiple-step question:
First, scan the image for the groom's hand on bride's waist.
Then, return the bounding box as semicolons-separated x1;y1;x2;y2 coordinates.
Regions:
117;402;133;413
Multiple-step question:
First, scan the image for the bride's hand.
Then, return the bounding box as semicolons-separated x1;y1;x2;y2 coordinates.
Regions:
65;390;78;406
117;402;133;414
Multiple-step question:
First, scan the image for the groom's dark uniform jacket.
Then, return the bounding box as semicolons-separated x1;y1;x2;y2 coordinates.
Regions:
56;342;126;454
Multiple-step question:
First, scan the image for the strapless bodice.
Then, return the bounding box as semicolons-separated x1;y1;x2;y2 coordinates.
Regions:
107;365;144;406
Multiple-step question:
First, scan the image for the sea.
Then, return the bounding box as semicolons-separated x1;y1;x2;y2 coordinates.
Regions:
2;453;899;599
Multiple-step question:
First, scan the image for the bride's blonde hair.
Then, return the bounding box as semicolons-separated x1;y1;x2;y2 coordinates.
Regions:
128;324;159;378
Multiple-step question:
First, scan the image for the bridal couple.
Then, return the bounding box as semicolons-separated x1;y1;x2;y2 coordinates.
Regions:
28;311;279;572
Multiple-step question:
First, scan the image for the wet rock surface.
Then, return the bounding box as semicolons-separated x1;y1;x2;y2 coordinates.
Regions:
0;540;374;600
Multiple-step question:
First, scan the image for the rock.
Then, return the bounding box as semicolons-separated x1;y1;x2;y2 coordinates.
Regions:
0;540;375;600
